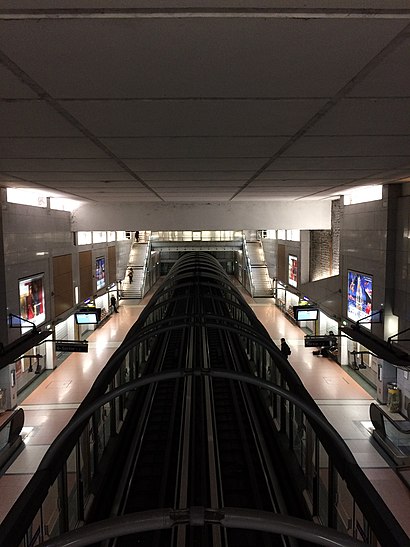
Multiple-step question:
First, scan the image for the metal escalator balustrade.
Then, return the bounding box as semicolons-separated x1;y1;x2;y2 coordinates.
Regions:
0;253;408;547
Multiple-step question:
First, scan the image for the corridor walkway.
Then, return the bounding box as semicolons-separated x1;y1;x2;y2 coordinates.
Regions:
0;281;409;539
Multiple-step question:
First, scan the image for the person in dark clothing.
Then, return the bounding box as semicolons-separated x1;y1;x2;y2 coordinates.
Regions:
135;231;139;242
128;267;134;283
110;295;118;313
280;337;291;359
321;330;338;358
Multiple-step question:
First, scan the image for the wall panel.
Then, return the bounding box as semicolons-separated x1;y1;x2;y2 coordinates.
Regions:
108;246;116;285
277;244;286;283
53;254;73;317
79;250;93;302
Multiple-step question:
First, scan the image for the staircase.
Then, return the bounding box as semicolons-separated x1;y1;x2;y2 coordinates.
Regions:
121;242;148;299
246;241;273;297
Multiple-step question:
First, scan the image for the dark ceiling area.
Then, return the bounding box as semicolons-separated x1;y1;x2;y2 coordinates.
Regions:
1;3;410;204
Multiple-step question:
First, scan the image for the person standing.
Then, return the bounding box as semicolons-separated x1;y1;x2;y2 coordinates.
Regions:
110;295;118;313
135;231;139;242
128;267;134;284
280;337;291;359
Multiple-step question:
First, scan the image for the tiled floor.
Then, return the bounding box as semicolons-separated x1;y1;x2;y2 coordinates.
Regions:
0;286;409;540
250;299;410;538
0;299;146;527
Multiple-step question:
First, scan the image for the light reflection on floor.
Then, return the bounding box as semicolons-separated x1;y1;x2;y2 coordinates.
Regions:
20;426;34;444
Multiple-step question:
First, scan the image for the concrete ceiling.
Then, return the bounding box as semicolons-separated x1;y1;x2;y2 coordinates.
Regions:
1;3;410;205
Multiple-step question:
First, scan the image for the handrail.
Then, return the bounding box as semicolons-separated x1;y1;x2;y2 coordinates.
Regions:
369;403;410;467
37;369;356;471
0;408;24;473
0;253;408;547
140;236;152;297
0;370;372;546
242;236;255;297
150;230;243;242
370;402;410;435
39;506;367;547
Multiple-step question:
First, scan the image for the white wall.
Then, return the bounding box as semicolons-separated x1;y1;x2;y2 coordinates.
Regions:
72;201;331;231
261;238;277;279
116;240;133;281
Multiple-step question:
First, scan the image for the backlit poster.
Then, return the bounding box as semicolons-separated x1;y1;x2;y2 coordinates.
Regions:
96;257;105;290
19;274;45;326
347;270;372;328
288;255;298;287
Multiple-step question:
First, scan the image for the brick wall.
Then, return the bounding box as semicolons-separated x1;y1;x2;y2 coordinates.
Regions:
310;230;332;281
331;198;342;275
310;198;341;281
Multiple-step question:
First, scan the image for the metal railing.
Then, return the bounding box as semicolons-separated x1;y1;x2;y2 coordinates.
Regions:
0;253;408;547
151;230;243;242
242;236;255;297
140;236;152;297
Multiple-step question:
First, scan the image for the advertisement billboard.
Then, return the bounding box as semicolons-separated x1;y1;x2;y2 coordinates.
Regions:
19;274;45;327
347;270;372;328
288;255;298;287
96;257;105;290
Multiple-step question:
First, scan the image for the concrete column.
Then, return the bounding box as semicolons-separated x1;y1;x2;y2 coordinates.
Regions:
0;188;8;347
383;184;400;341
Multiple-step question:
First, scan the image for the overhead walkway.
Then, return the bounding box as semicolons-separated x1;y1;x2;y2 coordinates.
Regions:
0;253;408;547
140;230;273;298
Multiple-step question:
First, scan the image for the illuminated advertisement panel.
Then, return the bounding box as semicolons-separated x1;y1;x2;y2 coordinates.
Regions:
288;255;298;287
19;273;45;326
96;257;105;290
347;270;372;328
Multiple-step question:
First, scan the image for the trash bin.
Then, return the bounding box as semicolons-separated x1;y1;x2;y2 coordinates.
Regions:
387;382;400;413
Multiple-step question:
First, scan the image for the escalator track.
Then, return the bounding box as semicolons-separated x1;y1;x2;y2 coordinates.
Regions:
83;258;308;546
97;274;301;546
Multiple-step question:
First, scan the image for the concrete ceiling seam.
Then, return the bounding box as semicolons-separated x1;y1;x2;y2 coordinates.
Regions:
1;7;410;20
0;48;164;202
0;7;409;207
229;22;410;201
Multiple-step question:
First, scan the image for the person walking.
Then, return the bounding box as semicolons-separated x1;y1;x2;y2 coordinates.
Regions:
280;337;291;359
110;294;119;313
135;231;139;242
128;267;134;284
